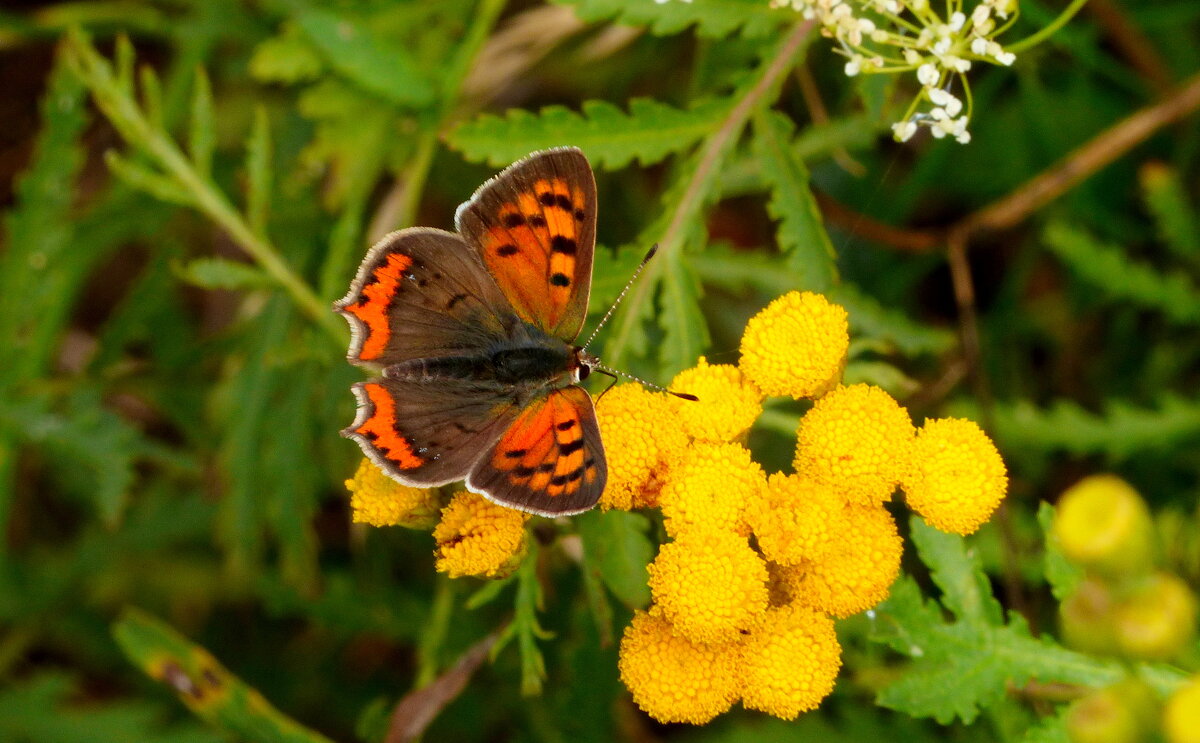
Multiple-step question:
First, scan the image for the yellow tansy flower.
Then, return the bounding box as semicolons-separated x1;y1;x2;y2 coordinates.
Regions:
660;442;765;537
777;504;903;618
1053;475;1155;579
618;610;740;724
647;526;769;644
433;491;529;579
794;384;914;506
1165;675;1200;743
345;458;439;528
595;384;688;510
739;291;848;399
748;473;847;566
669;357;764;442
739;605;842;720
901;418;1008;535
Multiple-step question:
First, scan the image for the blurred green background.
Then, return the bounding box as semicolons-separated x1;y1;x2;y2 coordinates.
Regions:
1;0;1199;740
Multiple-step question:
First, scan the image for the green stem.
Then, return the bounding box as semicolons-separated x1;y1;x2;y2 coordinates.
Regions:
415;575;456;688
63;28;345;348
1007;0;1089;54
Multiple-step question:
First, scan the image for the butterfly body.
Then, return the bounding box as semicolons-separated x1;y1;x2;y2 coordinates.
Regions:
336;148;607;516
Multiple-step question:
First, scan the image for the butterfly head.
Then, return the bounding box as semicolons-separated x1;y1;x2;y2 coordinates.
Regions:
571;348;601;384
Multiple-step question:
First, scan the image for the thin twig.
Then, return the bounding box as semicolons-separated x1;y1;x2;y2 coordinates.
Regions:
795;63;865;176
1087;0;1174;95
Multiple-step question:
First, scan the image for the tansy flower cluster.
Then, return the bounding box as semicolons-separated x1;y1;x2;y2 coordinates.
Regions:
602;290;1008;724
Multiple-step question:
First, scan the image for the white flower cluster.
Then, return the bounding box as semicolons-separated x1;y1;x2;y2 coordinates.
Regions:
767;0;1020;144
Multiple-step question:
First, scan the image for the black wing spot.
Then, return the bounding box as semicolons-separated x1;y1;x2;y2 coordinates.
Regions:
503;213;525;228
574;208;587;221
514;465;536;478
550;272;571;287
551;467;585;486
538;192;556;207
453;422;474;434
551;236;577;254
496;244;519;257
530;215;547;228
556;419;576;431
560;439;584;455
447;293;468;309
537;463;556;473
555;194;573;211
505;449;527;459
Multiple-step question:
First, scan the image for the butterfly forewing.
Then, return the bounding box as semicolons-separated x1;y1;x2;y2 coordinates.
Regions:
345;377;521;487
334;228;513;367
455;147;597;343
468;386;606;516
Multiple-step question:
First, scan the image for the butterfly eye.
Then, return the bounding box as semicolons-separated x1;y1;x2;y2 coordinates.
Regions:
578;364;591;381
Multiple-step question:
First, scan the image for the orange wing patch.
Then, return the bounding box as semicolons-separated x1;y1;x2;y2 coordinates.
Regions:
490;389;600;499
342;252;413;361
478;177;588;333
354;382;424;470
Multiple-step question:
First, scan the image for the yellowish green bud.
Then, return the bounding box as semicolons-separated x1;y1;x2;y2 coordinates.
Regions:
1059;578;1119;656
1053;475;1154;578
1066;680;1158;743
1113;572;1198;662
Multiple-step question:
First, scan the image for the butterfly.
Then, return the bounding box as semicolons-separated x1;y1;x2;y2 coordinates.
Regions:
335;147;608;516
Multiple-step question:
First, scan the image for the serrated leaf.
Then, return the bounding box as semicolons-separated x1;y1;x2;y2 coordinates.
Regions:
1043;221;1200;324
554;0;792;38
113;608;335;743
1037;502;1083;601
1140;163;1199;260
988;395;1200;461
248;23;324;84
188;66;215;179
245;106;272;236
909;517;1003;627
139;64;163;131
659;254;709;374
753;110;838;291
105;151;192;205
576;510;653;608
829;283;956;356
448;98;731;170
176;257;272;291
294;7;434;107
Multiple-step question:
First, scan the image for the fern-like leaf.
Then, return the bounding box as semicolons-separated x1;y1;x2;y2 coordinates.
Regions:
1140;163;1199;261
553;0;793;38
1043;221;1200;324
447;98;732;169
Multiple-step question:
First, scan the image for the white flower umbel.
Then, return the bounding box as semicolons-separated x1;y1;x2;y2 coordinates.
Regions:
765;0;1022;144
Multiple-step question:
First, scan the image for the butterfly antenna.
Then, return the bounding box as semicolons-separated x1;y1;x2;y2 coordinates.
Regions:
592;363;698;402
580;244;658;351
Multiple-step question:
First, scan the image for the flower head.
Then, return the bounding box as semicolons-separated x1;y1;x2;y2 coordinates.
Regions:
648;526;769;643
594;384;688;510
1053;475;1154;578
901;417;1008;535
739;291;848;399
618;610;740;725
345;458;439;528
738;605;842;720
775;504;903;618
748;473;847;566
669;358;763;442
660;442;765;537
1165;675;1200;743
433;491;529;579
794;384;914;506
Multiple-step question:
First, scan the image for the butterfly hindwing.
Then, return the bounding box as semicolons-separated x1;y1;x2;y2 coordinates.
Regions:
344;377;521;487
467;386;606;516
455;147;597;343
334;227;513;367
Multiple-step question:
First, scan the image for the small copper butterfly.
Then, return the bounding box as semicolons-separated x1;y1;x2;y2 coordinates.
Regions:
335;148;608;516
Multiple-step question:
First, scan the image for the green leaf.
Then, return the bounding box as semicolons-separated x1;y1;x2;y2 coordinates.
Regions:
112;608;336;743
448;98;732;170
105;151;192;205
989;395;1200;461
139;64;164;131
294;7;434;106
1140;163;1199;260
175;257;272;291
752;110;838;291
576;510;653;608
1038;501;1083;601
188;66;215;179
909;517;1003;628
1043;221;1200;325
1021;707;1071;743
554;0;793;38
659;254;710;374
245;106;272;236
248;23;324;84
829;283;957;356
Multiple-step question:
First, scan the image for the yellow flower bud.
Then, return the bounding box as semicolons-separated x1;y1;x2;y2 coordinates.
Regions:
738;605;842;720
617;610;740;724
1053;475;1154;578
669;357;764;442
345;458;440;529
902;417;1008;535
1113;572;1198;662
739;291;848;399
433;492;529;579
594;384;688;510
1164;675;1200;743
748;473;847;566
660;442;765;537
